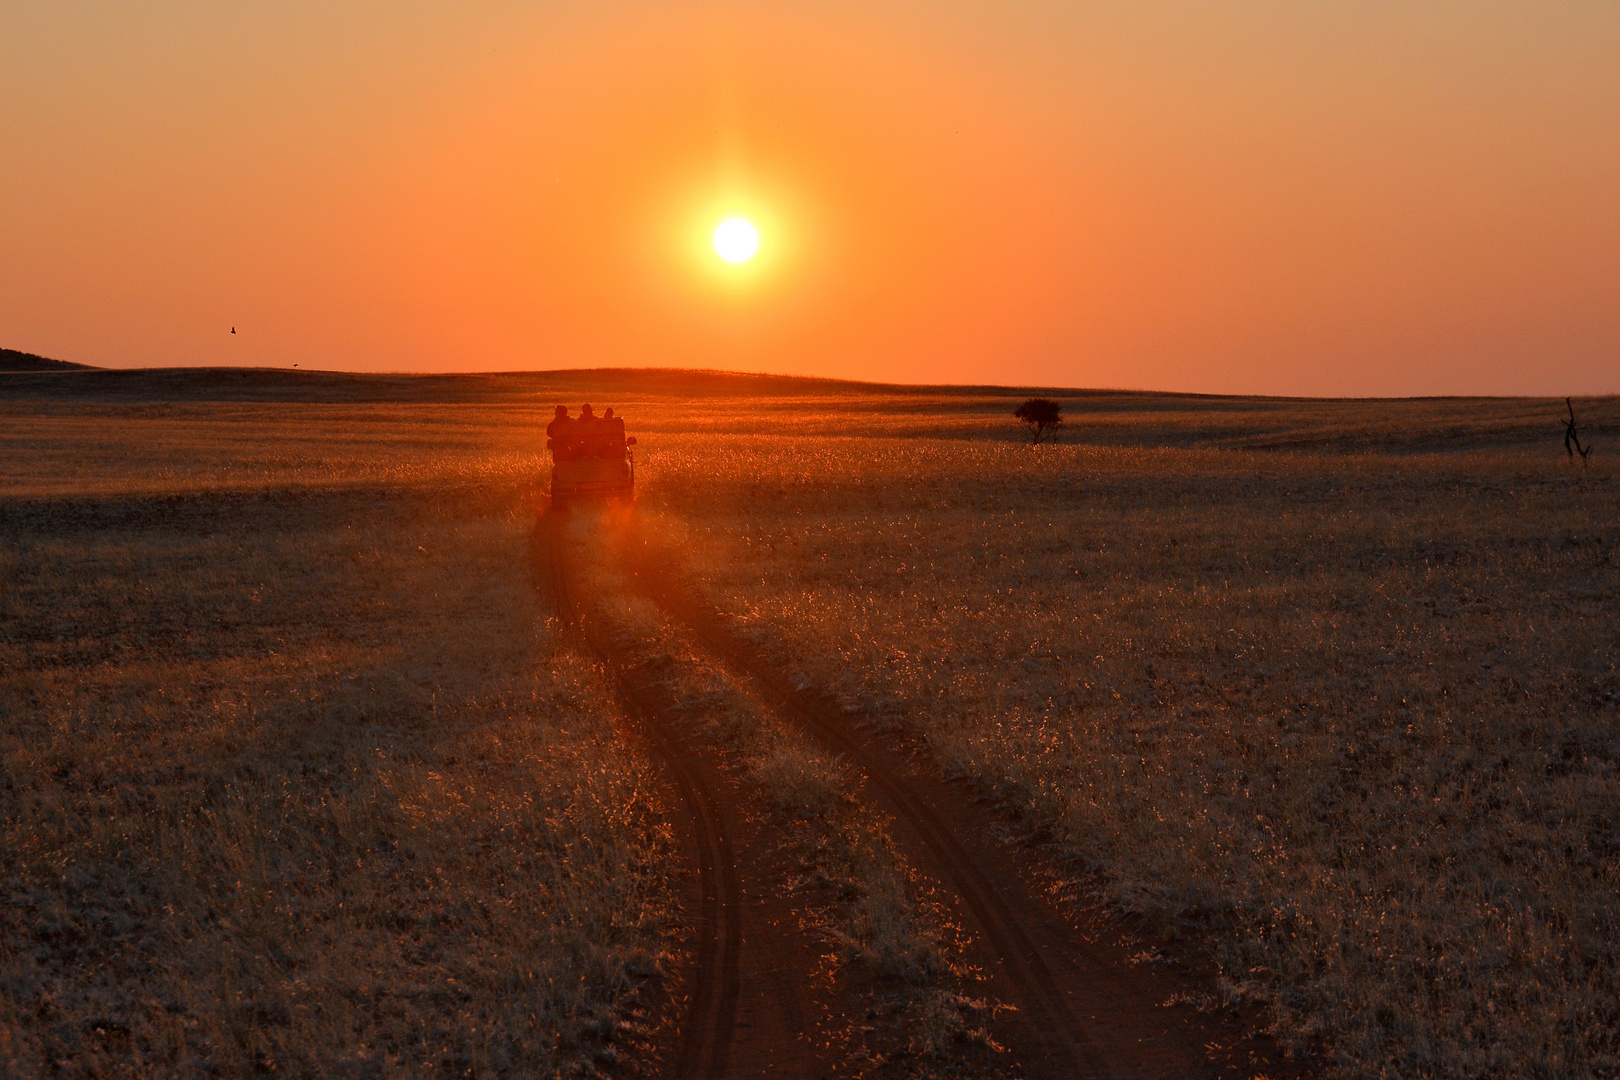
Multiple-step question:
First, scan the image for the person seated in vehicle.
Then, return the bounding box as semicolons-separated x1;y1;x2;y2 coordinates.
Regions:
599;408;627;458
576;403;612;459
546;404;576;460
546;404;571;438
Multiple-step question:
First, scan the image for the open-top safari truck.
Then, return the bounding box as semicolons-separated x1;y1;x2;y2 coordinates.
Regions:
546;407;636;507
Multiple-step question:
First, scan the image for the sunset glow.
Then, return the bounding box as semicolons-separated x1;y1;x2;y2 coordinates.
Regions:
2;3;1617;393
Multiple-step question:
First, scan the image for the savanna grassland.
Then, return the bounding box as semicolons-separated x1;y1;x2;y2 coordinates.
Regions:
3;368;1617;1079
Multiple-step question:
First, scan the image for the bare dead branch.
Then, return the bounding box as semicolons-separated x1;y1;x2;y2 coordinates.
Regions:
1565;398;1592;464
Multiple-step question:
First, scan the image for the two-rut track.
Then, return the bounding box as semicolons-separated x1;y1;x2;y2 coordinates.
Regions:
540;516;741;1078
541;513;1303;1079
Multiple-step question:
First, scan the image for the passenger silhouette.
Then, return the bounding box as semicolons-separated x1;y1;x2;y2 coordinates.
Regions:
546;404;571;437
546;404;575;460
575;404;608;458
601;409;627;458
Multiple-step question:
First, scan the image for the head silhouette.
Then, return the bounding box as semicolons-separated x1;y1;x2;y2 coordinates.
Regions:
580;404;596;419
554;405;568;418
603;407;615;420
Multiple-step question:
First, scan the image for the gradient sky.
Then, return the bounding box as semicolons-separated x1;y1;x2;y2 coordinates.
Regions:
3;1;1617;394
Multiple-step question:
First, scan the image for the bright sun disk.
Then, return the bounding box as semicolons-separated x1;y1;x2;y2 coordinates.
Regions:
713;218;759;263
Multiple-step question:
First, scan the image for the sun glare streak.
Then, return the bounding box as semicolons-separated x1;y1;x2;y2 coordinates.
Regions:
713;218;759;263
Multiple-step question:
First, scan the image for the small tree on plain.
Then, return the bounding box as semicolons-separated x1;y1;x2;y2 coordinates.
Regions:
1014;398;1064;445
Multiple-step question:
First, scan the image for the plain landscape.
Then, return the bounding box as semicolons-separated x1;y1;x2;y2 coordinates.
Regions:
2;363;1616;1079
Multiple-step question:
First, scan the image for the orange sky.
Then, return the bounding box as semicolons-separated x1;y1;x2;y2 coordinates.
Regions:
3;2;1617;395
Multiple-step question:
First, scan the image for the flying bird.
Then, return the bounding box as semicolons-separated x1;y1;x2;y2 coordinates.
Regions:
231;327;236;334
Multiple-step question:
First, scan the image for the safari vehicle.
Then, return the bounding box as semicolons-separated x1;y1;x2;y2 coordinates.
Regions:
548;409;636;507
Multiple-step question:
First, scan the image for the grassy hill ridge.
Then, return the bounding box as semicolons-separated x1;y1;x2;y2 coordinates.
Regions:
0;361;1182;404
0;347;95;372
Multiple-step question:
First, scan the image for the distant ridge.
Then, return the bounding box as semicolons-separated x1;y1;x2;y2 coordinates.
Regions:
0;364;1167;405
0;360;1584;409
1;348;94;372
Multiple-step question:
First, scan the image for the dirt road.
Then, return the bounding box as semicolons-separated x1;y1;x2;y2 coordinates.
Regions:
540;515;844;1078
541;512;1305;1079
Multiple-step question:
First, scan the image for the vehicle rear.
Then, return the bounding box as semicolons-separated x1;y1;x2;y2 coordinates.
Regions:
548;413;635;508
551;456;632;504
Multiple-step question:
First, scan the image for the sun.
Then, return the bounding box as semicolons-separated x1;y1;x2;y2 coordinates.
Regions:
713;217;759;263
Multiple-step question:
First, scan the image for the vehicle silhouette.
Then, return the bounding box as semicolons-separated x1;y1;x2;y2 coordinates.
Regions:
546;404;636;507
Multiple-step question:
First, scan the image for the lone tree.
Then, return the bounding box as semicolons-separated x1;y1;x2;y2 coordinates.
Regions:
1014;398;1064;445
1565;398;1592;464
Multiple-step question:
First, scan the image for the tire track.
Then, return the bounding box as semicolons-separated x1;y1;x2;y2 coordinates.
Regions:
624;532;1302;1080
623;541;1094;1075
537;514;741;1080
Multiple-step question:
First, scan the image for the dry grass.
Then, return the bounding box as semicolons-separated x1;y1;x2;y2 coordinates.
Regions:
0;434;675;1077
0;403;552;498
637;428;1619;1079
